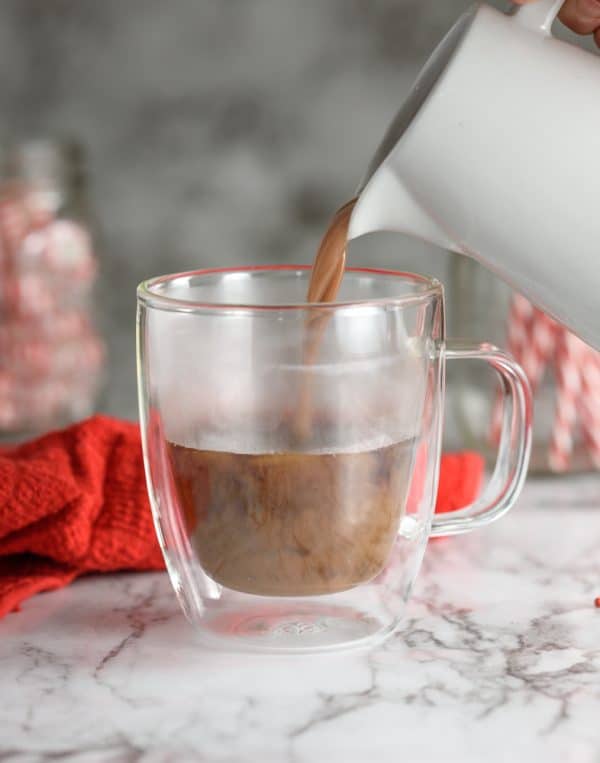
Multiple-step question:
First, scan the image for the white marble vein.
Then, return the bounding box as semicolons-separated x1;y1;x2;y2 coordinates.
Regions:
1;476;600;763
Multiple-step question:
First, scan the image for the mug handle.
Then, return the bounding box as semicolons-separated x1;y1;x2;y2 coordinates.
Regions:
430;340;532;537
513;0;563;34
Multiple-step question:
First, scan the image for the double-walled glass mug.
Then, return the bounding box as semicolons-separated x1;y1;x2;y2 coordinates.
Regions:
137;266;531;653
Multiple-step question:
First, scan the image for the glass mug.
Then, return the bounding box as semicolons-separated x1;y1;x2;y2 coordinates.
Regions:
137;266;531;653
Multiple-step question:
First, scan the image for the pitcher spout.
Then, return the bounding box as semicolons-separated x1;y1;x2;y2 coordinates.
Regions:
349;166;462;254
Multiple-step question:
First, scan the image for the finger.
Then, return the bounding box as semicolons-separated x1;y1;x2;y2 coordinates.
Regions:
559;0;600;34
512;0;600;47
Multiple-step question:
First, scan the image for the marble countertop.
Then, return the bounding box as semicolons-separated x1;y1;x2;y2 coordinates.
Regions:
2;476;600;763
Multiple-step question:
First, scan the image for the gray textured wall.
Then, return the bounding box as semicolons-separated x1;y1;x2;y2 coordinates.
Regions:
0;0;558;419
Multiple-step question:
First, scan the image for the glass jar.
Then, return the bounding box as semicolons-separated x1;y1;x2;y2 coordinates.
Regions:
0;139;105;438
450;256;600;474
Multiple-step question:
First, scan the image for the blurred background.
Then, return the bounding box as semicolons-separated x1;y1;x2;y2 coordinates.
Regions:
0;0;597;471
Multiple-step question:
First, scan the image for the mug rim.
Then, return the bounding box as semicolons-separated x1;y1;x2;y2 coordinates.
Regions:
137;265;443;314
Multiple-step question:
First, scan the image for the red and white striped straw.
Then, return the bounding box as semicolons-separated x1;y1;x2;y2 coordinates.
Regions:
548;331;584;472
577;344;600;469
491;296;557;444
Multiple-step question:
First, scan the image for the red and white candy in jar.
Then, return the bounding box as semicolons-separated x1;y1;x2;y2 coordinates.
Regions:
0;139;105;438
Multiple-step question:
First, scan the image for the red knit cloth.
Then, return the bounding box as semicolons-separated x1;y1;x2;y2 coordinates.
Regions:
0;416;163;619
0;415;484;619
436;452;485;513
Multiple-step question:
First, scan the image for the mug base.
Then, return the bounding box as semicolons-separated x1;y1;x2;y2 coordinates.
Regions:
196;599;402;654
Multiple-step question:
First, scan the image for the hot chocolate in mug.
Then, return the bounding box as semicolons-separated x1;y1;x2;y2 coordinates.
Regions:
137;266;532;653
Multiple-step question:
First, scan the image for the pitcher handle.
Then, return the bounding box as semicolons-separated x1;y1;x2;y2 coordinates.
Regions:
430;341;532;537
513;0;563;34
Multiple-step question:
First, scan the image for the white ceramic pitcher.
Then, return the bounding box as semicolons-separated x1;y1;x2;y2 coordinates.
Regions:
349;0;600;349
